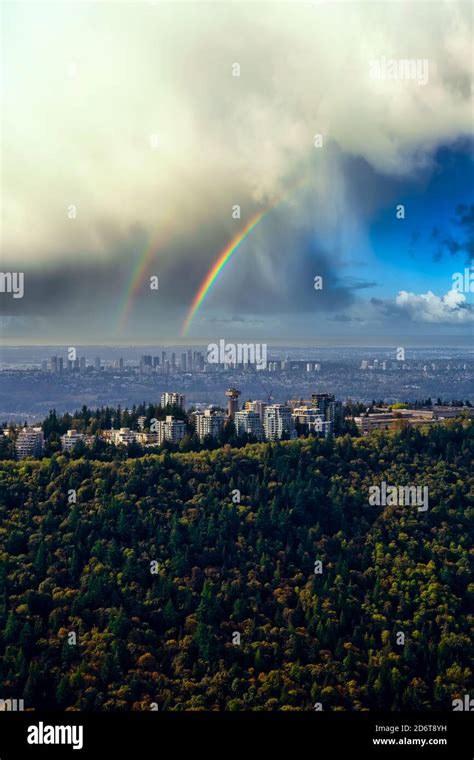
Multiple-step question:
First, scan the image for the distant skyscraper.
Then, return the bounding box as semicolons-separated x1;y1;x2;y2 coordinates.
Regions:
187;349;193;371
50;356;58;373
79;356;86;371
181;353;187;371
140;355;152;374
94;356;101;370
161;351;166;367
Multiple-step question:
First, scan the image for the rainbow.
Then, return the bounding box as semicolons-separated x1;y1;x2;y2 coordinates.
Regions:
181;179;305;337
117;229;169;331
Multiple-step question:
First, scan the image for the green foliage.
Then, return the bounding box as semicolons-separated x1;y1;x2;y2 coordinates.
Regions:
0;422;472;710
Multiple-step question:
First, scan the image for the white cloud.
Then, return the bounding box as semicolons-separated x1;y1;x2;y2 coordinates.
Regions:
395;289;474;323
2;1;472;264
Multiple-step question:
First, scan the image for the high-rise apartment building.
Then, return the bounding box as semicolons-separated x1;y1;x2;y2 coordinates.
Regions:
243;399;266;419
158;416;186;444
160;392;185;409
15;428;44;459
292;407;332;437
311;393;341;426
263;405;295;441
234;410;263;440
193;408;225;441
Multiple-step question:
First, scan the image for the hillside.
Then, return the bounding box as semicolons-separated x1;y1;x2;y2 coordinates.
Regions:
0;423;472;710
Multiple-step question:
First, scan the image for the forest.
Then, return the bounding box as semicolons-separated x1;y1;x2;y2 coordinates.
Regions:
0;422;472;710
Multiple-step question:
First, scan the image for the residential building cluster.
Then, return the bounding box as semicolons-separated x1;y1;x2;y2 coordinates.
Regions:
6;389;470;459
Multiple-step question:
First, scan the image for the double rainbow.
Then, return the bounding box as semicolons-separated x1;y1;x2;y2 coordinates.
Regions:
117;177;305;335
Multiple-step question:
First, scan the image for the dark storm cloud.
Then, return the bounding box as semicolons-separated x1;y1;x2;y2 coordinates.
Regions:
431;204;474;264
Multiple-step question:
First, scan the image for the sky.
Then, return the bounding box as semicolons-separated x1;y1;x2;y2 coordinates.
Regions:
1;0;473;346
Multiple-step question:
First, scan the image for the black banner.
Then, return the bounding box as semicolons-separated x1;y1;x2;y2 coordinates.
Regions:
0;711;471;758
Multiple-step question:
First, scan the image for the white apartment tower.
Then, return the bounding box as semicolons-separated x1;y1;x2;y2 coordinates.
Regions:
263;405;296;441
234;410;264;440
160;392;185;409
159;416;186;444
15;428;44;459
193;408;225;441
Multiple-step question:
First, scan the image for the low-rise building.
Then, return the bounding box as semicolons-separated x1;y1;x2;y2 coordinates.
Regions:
107;427;137;445
353;410;436;434
432;405;474;419
61;430;96;450
135;431;159;446
61;429;85;451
